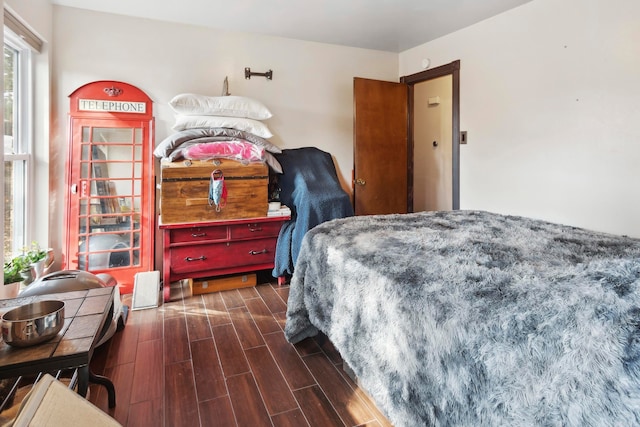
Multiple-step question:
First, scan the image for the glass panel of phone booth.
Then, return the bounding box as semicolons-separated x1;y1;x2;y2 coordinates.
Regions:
77;125;141;271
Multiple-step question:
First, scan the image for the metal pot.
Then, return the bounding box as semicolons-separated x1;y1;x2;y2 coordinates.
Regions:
1;300;65;347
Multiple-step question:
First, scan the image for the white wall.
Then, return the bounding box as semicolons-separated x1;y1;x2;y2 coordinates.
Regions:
400;0;640;238
51;6;397;184
49;6;398;262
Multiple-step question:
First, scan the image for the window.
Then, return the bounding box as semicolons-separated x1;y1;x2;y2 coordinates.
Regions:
3;27;33;259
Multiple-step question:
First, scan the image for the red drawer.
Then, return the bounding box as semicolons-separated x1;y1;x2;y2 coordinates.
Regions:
169;237;277;274
229;221;282;240
170;226;228;243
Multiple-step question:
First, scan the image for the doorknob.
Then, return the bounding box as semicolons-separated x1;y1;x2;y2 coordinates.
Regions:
433;141;438;147
355;178;366;186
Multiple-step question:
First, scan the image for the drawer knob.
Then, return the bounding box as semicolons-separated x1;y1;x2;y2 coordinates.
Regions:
184;255;206;262
248;249;268;255
191;232;206;237
248;225;262;232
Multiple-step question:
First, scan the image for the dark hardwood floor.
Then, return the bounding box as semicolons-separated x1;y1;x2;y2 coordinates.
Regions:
88;277;392;427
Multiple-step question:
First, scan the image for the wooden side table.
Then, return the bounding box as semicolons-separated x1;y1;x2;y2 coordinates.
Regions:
0;287;117;408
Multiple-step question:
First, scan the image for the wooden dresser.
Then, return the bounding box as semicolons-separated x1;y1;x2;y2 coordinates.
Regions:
158;215;289;302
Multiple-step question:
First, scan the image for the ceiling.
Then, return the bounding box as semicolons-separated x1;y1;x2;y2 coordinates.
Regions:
49;0;532;52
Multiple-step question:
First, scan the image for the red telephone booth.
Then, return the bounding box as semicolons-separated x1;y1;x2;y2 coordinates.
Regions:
64;81;155;294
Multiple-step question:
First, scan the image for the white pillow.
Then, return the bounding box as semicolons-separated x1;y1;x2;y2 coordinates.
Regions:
169;94;273;120
172;115;274;138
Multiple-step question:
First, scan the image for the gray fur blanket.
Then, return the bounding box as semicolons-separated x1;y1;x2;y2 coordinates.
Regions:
285;210;640;426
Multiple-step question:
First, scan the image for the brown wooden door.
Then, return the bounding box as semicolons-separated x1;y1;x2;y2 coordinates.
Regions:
353;77;408;215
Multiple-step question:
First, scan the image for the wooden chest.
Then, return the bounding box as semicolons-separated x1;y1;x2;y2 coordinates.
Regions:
160;159;268;224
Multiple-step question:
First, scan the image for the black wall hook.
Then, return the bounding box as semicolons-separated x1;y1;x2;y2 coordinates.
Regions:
245;67;273;80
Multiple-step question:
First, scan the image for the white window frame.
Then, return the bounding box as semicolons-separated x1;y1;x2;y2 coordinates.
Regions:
4;27;35;258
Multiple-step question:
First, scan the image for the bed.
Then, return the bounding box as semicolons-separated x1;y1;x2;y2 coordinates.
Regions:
285;210;640;426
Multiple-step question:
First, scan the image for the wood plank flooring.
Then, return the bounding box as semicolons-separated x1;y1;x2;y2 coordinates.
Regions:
88;277;392;427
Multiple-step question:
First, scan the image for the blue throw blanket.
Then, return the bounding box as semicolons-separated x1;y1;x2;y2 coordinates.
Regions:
272;147;353;277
